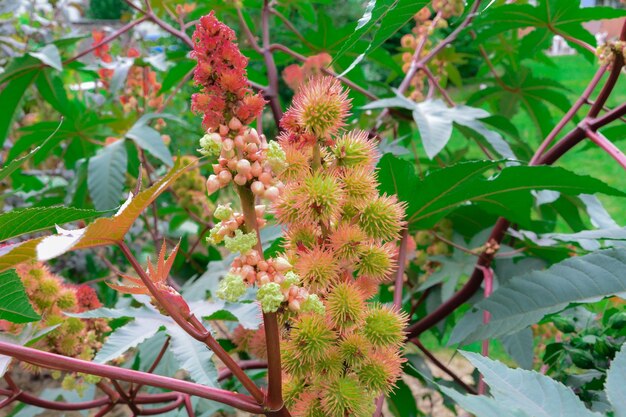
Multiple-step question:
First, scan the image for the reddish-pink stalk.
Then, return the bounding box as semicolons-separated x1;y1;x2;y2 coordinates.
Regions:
477;265;494;395
393;228;409;308
0;342;263;414
262;0;284;127
117;241;265;404
236;185;289;416
584;128;626;170
218;360;268;382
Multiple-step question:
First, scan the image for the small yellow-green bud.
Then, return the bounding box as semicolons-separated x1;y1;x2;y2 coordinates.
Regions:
216;273;247;302
301;294;325;315
283;271;300;287
257;282;284;313
214;204;233;221
207;224;224;245
267;141;287;173
198;132;222;157
224;229;258;254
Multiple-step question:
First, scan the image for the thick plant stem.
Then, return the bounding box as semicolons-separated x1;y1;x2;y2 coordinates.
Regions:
0;342;263;414
236;185;289;415
117;242;265;404
584;129;626;170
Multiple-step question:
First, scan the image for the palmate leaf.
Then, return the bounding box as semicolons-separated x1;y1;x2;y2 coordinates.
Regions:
451;248;626;344
94;318;163;364
0;158;192;273
166;325;218;387
606;345;626;417
473;0;626;61
332;0;429;74
439;385;528;417
377;155;624;230
88;139;128;211
0;269;40;323
462;352;601;417
0;207;109;242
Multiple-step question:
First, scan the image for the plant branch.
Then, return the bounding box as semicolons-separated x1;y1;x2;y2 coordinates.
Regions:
393;228;409;308
412;339;478;395
262;0;283;127
583;128;626;170
218;360;268;381
0;341;263;414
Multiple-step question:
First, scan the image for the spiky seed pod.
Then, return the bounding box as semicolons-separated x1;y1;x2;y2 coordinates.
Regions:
282;339;313;377
65;317;85;335
329;223;367;263
326;282;366;330
231;325;255;351
330;130;379;169
358;195;406;241
353;276;380;299
57;289;77;310
295;246;340;293
315;347;344;379
339;167;378;208
356;348;404;394
249;327;268;359
39;277;61;297
362;305;408;348
291;313;336;362
356;242;396;282
292;390;326;417
278;140;311;181
321;374;375;417
283;375;307;408
291;76;351;138
284;223;321;251
338;332;372;368
58;334;80;356
294;171;344;225
274;183;303;225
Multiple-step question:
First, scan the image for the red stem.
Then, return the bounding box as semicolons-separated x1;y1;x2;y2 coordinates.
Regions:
218;360;268;381
0;342;263;414
393;229;409;308
262;0;283;127
584;128;626;170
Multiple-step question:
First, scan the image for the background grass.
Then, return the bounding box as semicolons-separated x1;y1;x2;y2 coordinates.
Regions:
514;55;626;225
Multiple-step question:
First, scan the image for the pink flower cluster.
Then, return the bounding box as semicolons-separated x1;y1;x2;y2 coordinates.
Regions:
190;12;266;130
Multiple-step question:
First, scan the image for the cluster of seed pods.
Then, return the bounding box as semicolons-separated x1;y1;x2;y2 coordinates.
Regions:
204;117;284;201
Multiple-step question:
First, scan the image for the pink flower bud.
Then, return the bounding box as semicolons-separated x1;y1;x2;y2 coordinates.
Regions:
219;125;229;136
264;186;279;201
246;143;259;154
257;261;269;272
254;205;266;217
222;139;234;152
289;300;301;312
259;172;272;185
234;135;245;150
227;158;238;171
251;162;262;177
245;129;260;144
206;176;220;195
234;173;247;186
212;164;222;173
273;256;292;272
229;117;243;131
236;159;251;175
218;170;232;184
251;181;265;195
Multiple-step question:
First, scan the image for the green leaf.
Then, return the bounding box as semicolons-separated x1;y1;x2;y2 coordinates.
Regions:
0;207;108;242
0;158;191;272
606;345;626;417
474;0;626;61
500;328;534;370
439;385;528;417
126;124;173;167
88;140;128;211
167;325;218;387
29;44;62;71
333;0;429;73
0;63;38;147
94;318;162;363
160;59;195;93
387;378;420;417
454;248;626;343
0;120;62;182
378;155;625;230
0;269;40;323
462;352;601;417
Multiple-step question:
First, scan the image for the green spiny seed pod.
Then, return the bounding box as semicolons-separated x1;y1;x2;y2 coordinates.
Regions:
362;304;407;348
326;282;366;330
339;167;378;207
282;340;313;377
57;289;77;310
315;347;344;379
321;374;375;417
339;332;371;368
329;223;367;263
283;376;307;408
358;195;405;241
39;277;61;297
331;130;378;169
356;349;403;394
65;317;85;335
295;171;345;224
292;390;327;417
285;223;321;250
291;313;336;362
356;242;396;282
